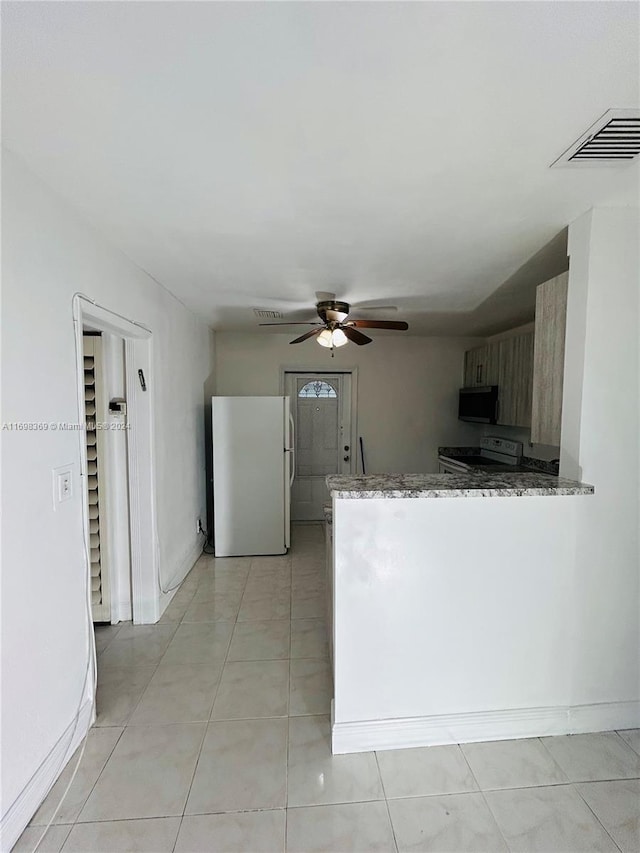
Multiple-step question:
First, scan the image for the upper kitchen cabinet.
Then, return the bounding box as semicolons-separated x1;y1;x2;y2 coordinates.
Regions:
497;332;534;427
464;344;499;387
531;272;569;445
463;346;483;386
463;333;531;426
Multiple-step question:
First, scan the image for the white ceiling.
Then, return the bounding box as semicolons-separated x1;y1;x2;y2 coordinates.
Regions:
2;1;639;334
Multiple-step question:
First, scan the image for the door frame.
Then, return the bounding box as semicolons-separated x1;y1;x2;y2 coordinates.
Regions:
279;366;359;476
73;294;159;624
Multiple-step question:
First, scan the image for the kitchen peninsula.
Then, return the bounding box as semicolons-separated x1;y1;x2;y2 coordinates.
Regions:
326;471;607;756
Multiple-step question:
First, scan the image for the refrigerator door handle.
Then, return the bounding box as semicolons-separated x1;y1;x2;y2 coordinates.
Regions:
288;413;295;487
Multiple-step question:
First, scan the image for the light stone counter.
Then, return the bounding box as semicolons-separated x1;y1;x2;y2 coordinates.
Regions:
327;472;593;499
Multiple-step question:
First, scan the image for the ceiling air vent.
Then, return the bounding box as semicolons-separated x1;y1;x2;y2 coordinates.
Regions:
253;309;283;319
551;109;640;167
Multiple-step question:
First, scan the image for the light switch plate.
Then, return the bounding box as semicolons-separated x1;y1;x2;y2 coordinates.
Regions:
53;464;74;509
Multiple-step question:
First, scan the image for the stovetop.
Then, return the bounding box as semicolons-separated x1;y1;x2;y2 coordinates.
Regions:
438;437;559;476
442;438;524;469
451;455;506;466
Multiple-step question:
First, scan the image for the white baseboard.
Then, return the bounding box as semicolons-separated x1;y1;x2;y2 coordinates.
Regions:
111;599;133;624
0;699;93;852
157;536;203;620
569;701;640;733
332;701;640;754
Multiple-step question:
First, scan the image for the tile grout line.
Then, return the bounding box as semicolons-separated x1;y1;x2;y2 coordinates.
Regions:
457;736;637;852
570;784;624;853
107;631;174;725
457;743;514;852
56;724;126;831
566;734;638;853
344;782;585;802
530;735;571;784
171;555;252;845
98;585;187;689
286;530;331;848
58;575;198;836
94;556;248;850
612;729;640;758
534;733;575;779
61;538;328;849
536;730;640;783
73;568;198;828
59;538;637;851
616;729;640;759
373;751;399;853
32;550;301;847
32;819;73;852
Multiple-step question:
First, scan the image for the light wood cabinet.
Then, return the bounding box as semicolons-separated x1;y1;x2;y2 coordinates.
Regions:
462;271;567;439
464;344;499;387
531;272;568;445
497;332;534;427
464;346;483;386
485;344;500;386
463;332;533;427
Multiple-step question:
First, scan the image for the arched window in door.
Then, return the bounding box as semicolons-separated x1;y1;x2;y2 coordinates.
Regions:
298;380;337;399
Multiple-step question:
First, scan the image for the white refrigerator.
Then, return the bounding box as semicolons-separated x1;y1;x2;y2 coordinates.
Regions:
211;396;293;556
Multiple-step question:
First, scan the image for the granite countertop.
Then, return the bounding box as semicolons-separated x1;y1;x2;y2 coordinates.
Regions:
326;472;594;499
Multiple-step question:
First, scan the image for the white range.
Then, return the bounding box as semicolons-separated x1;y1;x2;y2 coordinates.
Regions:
438;436;524;474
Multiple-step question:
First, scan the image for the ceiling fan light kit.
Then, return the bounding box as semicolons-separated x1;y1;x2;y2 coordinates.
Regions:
258;298;409;353
317;328;348;349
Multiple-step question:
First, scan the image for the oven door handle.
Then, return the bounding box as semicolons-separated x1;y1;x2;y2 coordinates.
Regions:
439;457;469;475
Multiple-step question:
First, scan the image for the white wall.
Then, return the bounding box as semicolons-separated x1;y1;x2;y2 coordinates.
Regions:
331;494;587;753
215;333;483;473
330;203;640;755
562;206;640;706
0;151;212;832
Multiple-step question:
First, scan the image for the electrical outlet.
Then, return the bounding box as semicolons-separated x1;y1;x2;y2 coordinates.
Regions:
53;465;73;509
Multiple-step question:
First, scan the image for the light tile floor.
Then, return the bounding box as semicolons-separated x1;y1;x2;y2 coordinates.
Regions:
16;524;640;852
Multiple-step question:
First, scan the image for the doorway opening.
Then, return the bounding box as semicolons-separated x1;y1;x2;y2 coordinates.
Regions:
73;295;160;626
283;370;357;521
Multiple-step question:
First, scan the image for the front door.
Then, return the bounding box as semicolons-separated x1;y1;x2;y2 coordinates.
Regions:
285;373;353;521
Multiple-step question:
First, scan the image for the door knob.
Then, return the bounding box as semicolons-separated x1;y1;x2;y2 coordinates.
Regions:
344;445;350;451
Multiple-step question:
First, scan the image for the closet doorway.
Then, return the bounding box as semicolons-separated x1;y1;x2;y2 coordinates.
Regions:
74;295;159;624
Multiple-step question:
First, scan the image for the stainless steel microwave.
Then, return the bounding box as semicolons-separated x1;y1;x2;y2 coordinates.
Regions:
458;386;498;424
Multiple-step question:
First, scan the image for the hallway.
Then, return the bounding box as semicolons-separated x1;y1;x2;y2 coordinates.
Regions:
15;524;640;852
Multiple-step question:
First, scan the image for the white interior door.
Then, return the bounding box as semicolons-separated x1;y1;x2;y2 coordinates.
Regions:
285;373;353;521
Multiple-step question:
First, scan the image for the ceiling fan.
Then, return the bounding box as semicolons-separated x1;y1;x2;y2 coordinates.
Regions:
258;299;409;351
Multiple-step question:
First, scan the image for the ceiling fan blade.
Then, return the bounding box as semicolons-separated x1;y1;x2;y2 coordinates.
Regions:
352;305;398;312
290;328;323;345
349;320;409;330
259;322;321;326
341;326;372;346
